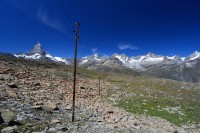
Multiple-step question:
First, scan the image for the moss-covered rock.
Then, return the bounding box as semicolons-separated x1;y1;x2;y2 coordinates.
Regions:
0;109;15;124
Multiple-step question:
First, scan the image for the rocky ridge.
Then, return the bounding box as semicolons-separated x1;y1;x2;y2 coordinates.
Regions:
13;42;200;83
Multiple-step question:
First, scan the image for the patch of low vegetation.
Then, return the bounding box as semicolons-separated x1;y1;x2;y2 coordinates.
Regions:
107;74;200;126
77;67;102;79
96;66;140;76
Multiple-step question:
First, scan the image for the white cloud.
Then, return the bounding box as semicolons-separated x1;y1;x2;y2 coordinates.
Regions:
118;44;138;50
91;48;98;53
7;0;70;35
37;6;66;34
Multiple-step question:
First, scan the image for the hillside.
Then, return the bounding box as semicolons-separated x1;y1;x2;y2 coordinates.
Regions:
0;55;200;133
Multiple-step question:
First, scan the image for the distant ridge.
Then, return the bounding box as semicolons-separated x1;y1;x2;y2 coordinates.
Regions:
12;42;200;82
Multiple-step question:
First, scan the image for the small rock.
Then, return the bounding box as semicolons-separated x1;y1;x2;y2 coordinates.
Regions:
0;109;15;123
107;111;114;114
56;125;68;131
51;119;61;124
134;122;139;126
1;126;15;133
0;74;12;80
65;104;71;110
32;105;43;110
34;82;41;86
133;126;141;130
43;102;57;111
48;127;57;132
6;90;17;98
80;86;86;89
7;82;18;88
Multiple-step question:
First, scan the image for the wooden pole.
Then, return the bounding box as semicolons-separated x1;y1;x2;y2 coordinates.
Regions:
99;76;101;96
72;22;79;122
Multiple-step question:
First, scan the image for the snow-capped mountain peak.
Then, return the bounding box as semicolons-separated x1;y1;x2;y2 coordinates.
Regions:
27;41;45;56
166;55;182;61
141;52;164;63
13;42;68;64
144;52;164;58
146;52;155;57
185;51;200;61
113;53;128;60
91;53;99;58
79;53;106;65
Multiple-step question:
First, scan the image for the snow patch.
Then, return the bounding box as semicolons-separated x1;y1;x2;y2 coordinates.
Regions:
167;56;176;60
14;53;42;59
190;53;200;61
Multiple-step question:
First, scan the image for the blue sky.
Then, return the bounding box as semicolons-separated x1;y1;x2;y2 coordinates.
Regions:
0;0;200;58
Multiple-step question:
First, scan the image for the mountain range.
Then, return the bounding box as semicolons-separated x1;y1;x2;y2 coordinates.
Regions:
12;41;200;83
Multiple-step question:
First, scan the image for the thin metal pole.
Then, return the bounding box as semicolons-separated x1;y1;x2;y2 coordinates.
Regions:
72;22;79;122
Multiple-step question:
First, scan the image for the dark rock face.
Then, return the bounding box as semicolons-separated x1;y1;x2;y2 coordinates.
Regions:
102;57;123;66
143;58;200;83
182;59;200;82
26;42;46;56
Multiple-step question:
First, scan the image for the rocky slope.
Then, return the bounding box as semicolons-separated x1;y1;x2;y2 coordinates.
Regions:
1;55;199;132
